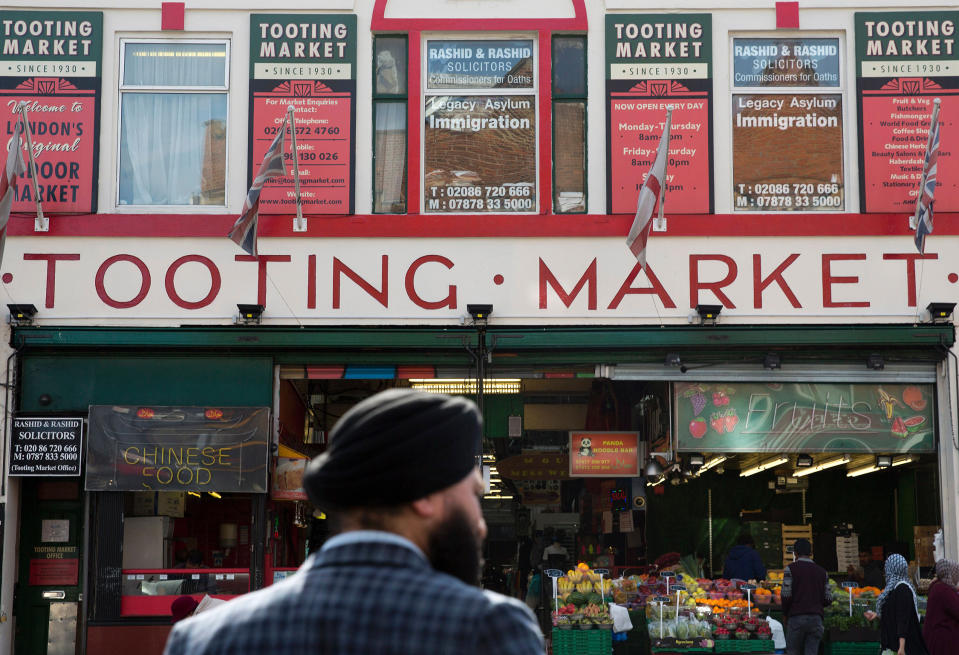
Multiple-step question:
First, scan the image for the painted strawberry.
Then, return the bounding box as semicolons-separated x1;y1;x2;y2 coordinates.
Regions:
689;417;707;439
710;413;725;434
724;410;739;433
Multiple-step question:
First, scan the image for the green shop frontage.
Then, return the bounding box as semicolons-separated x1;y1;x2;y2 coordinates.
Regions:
7;323;956;655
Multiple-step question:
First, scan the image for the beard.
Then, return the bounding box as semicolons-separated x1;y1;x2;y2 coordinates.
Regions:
427;506;484;586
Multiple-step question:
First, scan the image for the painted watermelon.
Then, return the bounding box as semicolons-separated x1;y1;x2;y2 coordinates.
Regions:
891;417;908;438
904;415;926;433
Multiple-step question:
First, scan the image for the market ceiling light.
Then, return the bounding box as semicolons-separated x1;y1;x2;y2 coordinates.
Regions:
645;459;664;477
687;453;706;467
876;454;893;468
697;455;727;474
739;456;788;477
866;353;884;370
795;453;814;468
696;304;722;325
7;303;37;326
847;456;914;478
408;378;520;394
646;475;666;487
763;353;782;370
792;454;850;477
926;302;956;323
236;303;264;325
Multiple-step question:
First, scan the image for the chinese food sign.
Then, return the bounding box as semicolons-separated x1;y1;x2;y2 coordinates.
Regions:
249;14;356;215
606;14;713;215
674;382;935;453
86;406;270;492
569;431;640;477
856;11;959;213
0;11;102;213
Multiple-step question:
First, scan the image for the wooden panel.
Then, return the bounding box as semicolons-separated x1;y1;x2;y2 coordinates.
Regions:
87;625;171;655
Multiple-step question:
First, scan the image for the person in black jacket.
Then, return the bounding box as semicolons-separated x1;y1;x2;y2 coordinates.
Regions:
781;538;831;655
723;532;766;581
865;553;929;655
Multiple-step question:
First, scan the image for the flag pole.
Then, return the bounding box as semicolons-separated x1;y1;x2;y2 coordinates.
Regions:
652;107;672;232
17;101;47;232
910;98;940;230
287;105;306;232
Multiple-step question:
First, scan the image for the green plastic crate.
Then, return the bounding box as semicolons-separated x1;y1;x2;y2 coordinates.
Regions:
713;638;775;653
825;642;881;655
552;628;612;655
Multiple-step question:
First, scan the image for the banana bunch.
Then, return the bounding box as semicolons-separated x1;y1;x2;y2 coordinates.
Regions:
558;577;575;595
567;569;585;583
576;581;594;594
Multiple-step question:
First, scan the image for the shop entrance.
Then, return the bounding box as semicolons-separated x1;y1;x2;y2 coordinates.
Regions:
14;478;84;655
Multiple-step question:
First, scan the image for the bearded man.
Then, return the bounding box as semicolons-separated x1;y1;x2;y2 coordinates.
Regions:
164;389;544;655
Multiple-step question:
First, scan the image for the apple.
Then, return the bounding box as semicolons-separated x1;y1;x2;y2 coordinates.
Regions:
689;417;707;438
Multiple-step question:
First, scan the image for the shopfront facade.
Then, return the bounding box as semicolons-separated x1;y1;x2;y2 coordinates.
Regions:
0;1;957;654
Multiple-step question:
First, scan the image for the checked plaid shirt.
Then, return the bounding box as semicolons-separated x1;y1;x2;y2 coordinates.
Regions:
164;533;545;655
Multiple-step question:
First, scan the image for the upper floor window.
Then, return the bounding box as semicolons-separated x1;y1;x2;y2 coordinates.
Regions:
117;40;229;207
730;36;845;212
552;35;587;213
423;37;537;213
373;35;408;213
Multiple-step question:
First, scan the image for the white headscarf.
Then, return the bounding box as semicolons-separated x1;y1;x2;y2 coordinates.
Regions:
877;553;919;620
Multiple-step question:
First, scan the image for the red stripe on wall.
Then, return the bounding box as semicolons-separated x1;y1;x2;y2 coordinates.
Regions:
8;212;957;238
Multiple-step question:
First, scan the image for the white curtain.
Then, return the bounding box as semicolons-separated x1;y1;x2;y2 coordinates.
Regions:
118;42;226;206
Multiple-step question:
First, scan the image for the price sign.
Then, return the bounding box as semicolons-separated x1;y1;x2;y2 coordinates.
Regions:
594;568;610;575
672;584;687;591
841;580;858;616
9;417;83;477
652;596;670;603
660;571;676;578
740;583;757;590
545;569;564;578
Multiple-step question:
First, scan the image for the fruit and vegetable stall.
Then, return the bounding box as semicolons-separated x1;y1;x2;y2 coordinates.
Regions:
550;563;894;655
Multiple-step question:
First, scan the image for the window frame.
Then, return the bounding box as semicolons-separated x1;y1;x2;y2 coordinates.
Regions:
551;34;587;215
420;32;540;215
727;32;847;214
372;34;409;214
115;37;232;212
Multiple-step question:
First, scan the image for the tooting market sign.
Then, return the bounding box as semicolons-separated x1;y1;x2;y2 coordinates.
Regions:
85;406;269;492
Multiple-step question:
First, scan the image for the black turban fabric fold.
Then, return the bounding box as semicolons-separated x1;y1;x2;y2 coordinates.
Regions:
304;389;482;508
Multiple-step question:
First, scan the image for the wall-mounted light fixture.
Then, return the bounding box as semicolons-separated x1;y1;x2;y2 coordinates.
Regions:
7;303;37;326
866;353;884;370
695;304;722;325
926;302;956;323
645;459;664;477
467;303;493;325
795;453;814;468
876;454;893;468
697;455;727;475
763;353;781;370
687;453;706;468
236;303;264;325
792;454;850;477
739;455;788;477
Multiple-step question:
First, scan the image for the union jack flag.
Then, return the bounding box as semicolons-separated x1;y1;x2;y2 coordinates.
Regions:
0;113;27;269
229;116;288;256
626;111;671;270
914;108;939;254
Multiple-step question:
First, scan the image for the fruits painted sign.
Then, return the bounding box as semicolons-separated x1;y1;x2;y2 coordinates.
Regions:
674;382;934;453
569;431;640;477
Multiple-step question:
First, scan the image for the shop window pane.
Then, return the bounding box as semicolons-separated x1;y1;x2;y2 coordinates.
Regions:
118;93;227;206
552;36;585;97
374;102;407;213
553;101;586;213
375;37;407;95
123;42;227;87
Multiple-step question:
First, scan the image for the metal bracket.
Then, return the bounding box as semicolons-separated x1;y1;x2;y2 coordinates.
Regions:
652;216;667;232
35;214;48;232
293;216;307;232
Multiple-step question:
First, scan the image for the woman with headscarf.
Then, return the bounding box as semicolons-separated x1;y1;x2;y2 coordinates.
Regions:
864;554;928;655
923;559;959;655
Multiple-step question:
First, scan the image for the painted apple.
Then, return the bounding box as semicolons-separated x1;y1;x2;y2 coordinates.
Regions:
689;417;707;439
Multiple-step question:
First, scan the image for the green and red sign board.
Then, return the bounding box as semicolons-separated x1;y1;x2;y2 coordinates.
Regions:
674;381;935;453
249;14;357;215
0;10;103;213
856;11;959;213
605;14;713;215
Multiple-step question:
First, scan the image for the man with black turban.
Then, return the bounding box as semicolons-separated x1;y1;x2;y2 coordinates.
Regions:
164;389;545;655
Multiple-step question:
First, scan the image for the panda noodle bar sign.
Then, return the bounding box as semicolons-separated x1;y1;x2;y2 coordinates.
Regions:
569;432;640;478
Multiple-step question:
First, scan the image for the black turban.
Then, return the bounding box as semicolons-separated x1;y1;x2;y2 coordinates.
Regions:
303;389;482;508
